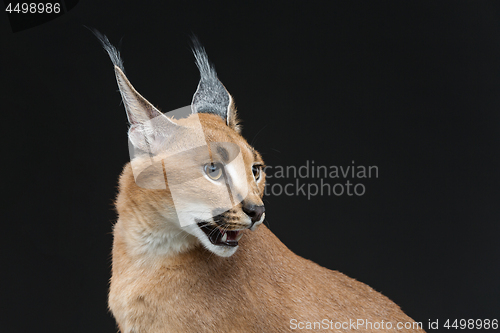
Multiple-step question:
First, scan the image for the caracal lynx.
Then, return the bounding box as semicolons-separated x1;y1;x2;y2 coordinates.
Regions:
94;31;425;333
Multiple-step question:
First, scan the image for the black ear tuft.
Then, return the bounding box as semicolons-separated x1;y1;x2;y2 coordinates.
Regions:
190;36;231;121
87;27;125;73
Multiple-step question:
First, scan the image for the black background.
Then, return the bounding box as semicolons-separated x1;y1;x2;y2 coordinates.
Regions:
2;1;499;332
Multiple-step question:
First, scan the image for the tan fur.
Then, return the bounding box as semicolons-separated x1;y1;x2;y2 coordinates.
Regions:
109;112;425;332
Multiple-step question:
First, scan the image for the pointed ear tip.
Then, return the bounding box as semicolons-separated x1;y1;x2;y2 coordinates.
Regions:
114;66;127;80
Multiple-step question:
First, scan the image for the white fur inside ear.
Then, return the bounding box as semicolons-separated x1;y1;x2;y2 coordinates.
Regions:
128;124;151;152
226;94;233;126
127;120;173;154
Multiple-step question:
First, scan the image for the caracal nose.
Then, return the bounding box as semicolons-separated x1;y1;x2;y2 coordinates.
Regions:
242;204;265;223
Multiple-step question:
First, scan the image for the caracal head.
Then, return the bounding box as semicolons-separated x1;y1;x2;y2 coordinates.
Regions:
96;32;266;257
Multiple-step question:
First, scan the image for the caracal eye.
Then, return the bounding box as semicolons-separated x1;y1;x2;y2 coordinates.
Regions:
204;163;223;180
252;165;261;181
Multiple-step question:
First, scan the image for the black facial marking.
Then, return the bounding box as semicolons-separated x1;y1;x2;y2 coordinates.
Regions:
217;146;229;162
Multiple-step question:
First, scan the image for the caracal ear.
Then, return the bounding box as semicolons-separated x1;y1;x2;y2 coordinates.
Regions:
92;30;179;153
190;36;240;132
114;66;180;153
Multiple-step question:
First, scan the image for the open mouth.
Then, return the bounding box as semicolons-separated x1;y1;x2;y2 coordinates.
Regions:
197;222;244;247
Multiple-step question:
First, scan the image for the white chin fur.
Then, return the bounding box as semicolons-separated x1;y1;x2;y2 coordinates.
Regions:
183;223;238;257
